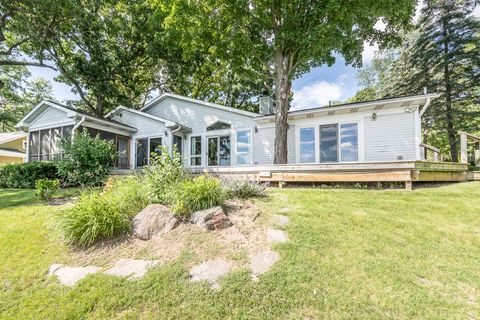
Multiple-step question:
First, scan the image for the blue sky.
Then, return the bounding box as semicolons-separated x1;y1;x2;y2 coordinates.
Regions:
26;2;479;111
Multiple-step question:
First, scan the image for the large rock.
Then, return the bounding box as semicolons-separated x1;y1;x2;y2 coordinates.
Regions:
190;206;233;230
133;204;180;240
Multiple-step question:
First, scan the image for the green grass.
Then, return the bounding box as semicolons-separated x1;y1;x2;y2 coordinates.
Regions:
1;183;480;319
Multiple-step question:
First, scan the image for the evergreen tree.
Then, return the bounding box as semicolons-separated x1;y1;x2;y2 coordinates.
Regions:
392;0;480;161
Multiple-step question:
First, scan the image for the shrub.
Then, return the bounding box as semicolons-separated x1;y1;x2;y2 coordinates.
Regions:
0;162;59;188
35;179;60;201
143;146;185;204
171;175;224;217
57;130;116;187
54;176;149;246
221;178;268;198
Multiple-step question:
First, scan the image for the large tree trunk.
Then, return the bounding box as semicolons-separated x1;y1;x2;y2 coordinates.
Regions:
442;15;458;162
273;49;292;164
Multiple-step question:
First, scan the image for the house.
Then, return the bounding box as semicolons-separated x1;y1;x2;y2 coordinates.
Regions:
16;93;469;188
0;132;27;163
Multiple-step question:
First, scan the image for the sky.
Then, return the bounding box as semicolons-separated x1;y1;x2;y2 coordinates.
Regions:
27;2;480;111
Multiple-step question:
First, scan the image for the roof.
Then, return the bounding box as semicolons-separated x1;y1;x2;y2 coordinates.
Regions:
16;100;137;133
0;148;26;158
0;132;26;144
255;93;440;123
140;93;260;118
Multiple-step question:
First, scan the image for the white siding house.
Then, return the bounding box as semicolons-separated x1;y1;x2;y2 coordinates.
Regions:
16;93;440;173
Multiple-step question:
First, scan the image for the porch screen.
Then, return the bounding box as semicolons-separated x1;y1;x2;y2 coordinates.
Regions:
29;125;74;162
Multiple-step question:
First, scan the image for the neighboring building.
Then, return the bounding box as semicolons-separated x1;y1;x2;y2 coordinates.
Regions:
0;132;27;164
17;93;468;187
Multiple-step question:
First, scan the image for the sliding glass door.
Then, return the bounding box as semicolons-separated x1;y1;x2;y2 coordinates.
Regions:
207;135;231;166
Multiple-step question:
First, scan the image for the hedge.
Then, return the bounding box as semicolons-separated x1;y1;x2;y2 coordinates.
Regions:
0;162;59;189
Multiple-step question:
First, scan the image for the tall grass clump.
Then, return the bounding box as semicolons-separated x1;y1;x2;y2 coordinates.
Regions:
55;176;149;246
171;175;224;217
221;178;268;198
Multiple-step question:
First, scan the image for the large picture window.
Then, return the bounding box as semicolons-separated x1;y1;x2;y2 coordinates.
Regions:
320;124;338;163
236;130;250;165
299;127;315;163
190;136;201;166
29;125;74;162
340;123;358;161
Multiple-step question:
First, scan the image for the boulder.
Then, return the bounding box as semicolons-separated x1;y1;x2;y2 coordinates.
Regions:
190;206;233;230
132;204;180;240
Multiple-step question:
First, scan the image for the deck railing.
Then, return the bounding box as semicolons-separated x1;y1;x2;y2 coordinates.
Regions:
459;131;480;165
420;143;440;162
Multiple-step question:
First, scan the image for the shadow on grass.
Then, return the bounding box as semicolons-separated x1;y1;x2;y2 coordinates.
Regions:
0;189;39;210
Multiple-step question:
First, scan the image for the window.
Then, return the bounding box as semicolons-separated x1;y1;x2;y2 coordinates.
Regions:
173;135;182;155
207;135;231;166
236;130;250;165
136;138;148;168
320;124;338;163
299;127;315;163
340;123;358;161
206;121;231;131
149;137;162;157
190;136;201;166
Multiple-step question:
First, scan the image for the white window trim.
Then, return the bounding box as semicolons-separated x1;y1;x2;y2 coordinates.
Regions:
338;121;360;163
189;135;202;167
235;129;252;166
134;135;164;168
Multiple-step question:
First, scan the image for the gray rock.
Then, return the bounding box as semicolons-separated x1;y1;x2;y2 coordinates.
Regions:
189;259;232;289
266;228;289;243
48;264;101;287
133;204;180;240
105;258;159;279
249;250;279;281
276;215;290;227
190;206;233;230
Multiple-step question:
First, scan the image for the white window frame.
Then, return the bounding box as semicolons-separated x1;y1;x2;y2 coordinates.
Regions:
339;121;359;162
298;126;316;164
135;135;164;168
235;129;252;166
189;135;202;167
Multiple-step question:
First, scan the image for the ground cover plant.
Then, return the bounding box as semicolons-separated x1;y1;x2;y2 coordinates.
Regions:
35;178;60;201
1;182;479;319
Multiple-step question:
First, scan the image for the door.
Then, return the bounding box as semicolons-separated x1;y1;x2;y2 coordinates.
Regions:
173;135;183;156
207;135;231;166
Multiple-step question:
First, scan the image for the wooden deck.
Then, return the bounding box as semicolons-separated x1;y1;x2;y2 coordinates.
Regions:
190;161;469;189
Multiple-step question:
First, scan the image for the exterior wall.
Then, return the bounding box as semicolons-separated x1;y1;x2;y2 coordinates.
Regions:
0;156;23;163
29;107;73;130
110;109;166;169
0;138;26;153
145;97;256;168
364;111;417;161
255;106;420;165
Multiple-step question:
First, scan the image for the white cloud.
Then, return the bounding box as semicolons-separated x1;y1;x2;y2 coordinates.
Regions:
291;81;344;110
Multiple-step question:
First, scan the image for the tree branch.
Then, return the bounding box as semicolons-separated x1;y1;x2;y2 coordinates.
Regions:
0;59;57;70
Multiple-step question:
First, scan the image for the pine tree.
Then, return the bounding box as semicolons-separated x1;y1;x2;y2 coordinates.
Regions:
392;0;480;161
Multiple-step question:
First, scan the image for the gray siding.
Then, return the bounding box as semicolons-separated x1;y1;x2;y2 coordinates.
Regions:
111;110;165;137
253;126;274;165
364;112;416;162
146;97;255;133
29;107;71;129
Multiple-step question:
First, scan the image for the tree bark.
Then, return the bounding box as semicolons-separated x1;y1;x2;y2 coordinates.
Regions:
273;48;292;164
442;13;458;162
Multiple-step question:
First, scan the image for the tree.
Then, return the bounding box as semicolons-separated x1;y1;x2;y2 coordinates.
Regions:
173;0;417;163
389;0;480;161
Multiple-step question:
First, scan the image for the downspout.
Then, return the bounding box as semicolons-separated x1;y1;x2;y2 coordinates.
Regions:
72;116;86;138
169;124;182;156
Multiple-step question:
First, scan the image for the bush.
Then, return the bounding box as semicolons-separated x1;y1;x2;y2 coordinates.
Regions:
0;162;59;188
35;179;60;201
55;176;148;246
171;175;224;217
143;146;185;204
58;130;116;187
221;178;268;198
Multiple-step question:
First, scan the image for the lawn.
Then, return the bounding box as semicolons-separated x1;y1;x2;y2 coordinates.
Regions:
1;183;480;319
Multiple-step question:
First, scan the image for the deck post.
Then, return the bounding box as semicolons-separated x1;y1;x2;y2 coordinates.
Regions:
475;142;480;166
405;181;412;191
460;132;468;164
